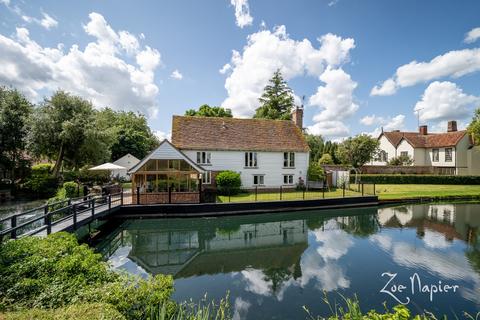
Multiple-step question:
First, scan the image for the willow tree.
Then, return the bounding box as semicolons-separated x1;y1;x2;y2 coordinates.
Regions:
29;91;112;176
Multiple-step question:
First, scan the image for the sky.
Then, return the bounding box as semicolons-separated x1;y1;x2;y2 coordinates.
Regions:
1;1;480;141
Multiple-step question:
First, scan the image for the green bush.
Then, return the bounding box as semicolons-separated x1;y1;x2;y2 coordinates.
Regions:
77;165;110;185
22;163;59;197
63;181;79;198
216;171;241;195
307;163;324;181
354;174;480;185
0;232;175;319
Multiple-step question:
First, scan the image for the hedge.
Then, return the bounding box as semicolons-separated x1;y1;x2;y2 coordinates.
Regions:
353;174;480;185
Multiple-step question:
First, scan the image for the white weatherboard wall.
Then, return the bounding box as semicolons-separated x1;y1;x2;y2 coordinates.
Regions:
371;135;396;165
182;150;309;188
112;154;140;180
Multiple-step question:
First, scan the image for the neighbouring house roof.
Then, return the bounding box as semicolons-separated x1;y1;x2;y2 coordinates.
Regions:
113;153;140;170
380;130;469;148
171;115;310;152
128;139;205;174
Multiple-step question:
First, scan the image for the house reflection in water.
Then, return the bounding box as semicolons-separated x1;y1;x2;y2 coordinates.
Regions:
122;218;308;278
377;203;480;246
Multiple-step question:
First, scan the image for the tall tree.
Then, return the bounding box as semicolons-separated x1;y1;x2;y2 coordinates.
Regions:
304;134;324;163
335;134;380;168
96;109;159;161
185;104;233;117
254;69;295;120
0;87;33;180
468;108;480;144
29;91;112;176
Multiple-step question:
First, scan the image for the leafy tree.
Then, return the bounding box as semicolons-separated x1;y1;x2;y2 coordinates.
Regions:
185;104;232;117
216;170;241;195
318;153;334;165
254;69;295;120
335;134;380;168
28;91;112;176
304;134;324;163
96;109;159;160
388;154;414;166
468;108;480;144
0;87;33;180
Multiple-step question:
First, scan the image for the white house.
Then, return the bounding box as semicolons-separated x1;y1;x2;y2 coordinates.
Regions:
112;153;140;180
171;107;310;189
372;121;480;175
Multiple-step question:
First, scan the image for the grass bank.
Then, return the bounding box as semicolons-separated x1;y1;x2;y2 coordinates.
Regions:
374;184;480;200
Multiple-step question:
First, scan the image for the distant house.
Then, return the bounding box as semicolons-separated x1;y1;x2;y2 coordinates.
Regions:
171;107;310;189
128;108;310;204
371;121;480;175
112;153;140;180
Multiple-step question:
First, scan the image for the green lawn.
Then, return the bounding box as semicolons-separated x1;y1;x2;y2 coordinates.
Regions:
373;184;480;200
217;188;362;203
217;184;480;203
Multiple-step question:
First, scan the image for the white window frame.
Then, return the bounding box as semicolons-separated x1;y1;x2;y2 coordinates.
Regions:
245;152;258;168
283;174;294;185
253;174;264;185
283;152;295;168
400;151;408;157
445;148;452;162
202;171;211;184
196;151;211;165
432;148;439;162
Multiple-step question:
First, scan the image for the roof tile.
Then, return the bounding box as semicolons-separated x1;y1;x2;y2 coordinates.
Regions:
172;116;310;152
382;130;468;148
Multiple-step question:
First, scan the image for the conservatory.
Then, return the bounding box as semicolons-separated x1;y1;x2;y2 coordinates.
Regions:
128;140;204;204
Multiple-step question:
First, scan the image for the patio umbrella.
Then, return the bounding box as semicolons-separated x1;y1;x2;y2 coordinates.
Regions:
88;163;126;171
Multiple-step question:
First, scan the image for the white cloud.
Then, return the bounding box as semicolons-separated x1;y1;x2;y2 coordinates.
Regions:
154;130;171;141
306;67;358;139
0;12;161;117
170;69;183;80
221;25;356;128
230;0;253;28
371;48;480;96
364;114;406;137
233;297;251;320
414;81;479;122
465;27;480;44
0;0;10;5
20;12;58;30
219;63;231;74
40;13;58;30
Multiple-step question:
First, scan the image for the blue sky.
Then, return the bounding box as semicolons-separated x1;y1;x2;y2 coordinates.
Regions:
1;1;480;140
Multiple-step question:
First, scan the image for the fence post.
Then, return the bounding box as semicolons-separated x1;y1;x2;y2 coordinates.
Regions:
373;183;376;195
343;182;346;198
228;188;231;203
255;186;258;202
10;215;17;239
303;188;305;200
168;185;172;204
120;191;124;206
72;204;77;230
361;183;364;196
44;205;51;235
91;198;95;217
108;194;112;211
136;187;140;205
280;186;283;200
322;185;325;199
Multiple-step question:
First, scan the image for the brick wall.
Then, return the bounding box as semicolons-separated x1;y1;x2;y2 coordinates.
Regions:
131;192;200;204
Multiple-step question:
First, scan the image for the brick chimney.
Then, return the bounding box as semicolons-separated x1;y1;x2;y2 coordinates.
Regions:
419;125;428;135
447;120;457;132
292;106;303;129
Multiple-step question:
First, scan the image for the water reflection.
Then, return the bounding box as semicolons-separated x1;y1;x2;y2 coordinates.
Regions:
98;204;480;318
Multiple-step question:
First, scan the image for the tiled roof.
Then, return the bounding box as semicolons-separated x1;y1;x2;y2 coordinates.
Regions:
171;116;310;152
381;130;468;148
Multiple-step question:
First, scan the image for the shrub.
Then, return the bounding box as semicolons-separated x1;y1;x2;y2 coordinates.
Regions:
216;171;241;195
387;154;414;166
307;163;324;181
47;181;83;208
0;232;175;319
22;163;59;197
354;174;480;185
77;165;110;185
63;181;79;198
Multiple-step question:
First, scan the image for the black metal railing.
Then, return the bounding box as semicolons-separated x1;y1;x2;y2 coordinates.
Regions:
0;192;124;242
